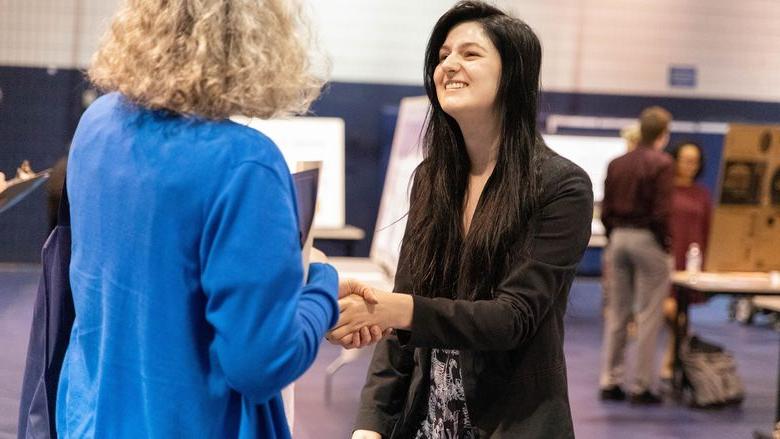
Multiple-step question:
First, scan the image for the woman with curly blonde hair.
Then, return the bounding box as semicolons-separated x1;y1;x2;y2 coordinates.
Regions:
56;1;339;437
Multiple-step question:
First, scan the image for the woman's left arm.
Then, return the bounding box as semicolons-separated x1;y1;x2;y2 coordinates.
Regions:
332;161;593;351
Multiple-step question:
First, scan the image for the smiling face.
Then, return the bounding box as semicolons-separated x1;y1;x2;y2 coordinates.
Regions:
433;21;502;122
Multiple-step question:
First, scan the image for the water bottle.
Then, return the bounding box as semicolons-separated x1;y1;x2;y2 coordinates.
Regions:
685;242;702;281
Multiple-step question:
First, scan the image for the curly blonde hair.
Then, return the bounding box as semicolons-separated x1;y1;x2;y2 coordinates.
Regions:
89;0;327;120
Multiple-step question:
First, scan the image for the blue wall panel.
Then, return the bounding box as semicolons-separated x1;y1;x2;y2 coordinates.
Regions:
0;67;86;262
308;82;424;257
541;91;780;124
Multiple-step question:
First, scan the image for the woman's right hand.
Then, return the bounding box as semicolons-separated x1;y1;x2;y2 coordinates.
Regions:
351;430;381;439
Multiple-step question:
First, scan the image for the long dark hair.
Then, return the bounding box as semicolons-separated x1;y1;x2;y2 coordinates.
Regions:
405;1;552;300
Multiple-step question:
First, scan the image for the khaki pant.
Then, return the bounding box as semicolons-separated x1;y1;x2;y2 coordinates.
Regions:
600;228;670;393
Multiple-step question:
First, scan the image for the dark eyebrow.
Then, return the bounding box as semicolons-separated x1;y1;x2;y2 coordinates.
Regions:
459;42;487;51
439;42;487;53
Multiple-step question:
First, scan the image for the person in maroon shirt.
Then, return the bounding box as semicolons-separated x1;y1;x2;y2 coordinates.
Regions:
660;141;712;379
668;141;711;277
599;106;674;404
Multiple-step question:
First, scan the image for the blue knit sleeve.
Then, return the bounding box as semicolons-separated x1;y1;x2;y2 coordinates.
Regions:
199;160;338;404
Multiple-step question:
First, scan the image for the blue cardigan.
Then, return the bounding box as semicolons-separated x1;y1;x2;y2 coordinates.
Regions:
56;93;338;438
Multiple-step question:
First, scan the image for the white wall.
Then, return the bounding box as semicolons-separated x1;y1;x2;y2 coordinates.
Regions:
0;0;118;68
568;0;780;102
2;0;780;102
311;0;780;102
308;0;455;85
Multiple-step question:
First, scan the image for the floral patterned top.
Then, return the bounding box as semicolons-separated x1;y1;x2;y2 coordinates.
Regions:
414;349;477;439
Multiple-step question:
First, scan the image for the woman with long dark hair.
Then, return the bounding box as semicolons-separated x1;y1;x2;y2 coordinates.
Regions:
331;2;592;437
660;141;712;379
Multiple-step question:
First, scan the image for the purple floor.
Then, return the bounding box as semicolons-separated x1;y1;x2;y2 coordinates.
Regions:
2;269;777;438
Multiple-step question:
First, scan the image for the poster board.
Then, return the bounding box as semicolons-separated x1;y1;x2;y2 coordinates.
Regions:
706;124;780;271
369;97;428;278
541;134;627;203
233;116;345;229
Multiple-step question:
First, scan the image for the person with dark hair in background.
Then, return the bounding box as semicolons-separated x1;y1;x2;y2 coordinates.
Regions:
56;1;344;437
660;140;712;379
329;2;593;437
599;106;674;404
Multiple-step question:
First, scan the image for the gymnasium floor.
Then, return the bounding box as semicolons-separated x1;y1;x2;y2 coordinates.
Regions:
2;267;777;438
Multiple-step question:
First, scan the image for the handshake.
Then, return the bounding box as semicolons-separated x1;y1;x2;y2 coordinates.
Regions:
325;279;413;349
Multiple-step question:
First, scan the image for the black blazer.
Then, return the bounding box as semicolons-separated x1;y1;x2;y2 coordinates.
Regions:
354;154;593;438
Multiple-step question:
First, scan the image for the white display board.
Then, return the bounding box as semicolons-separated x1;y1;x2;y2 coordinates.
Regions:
370;101;625;275
542;134;627;203
232;116;345;229
370;97;428;277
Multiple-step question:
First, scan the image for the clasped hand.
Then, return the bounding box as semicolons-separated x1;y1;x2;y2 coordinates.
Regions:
327;279;393;349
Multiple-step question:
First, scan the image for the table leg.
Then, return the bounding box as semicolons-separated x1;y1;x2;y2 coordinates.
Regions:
672;287;690;398
750;311;780;439
324;348;363;403
775;338;780;432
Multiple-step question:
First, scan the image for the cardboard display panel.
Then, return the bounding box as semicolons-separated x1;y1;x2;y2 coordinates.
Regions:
707;124;780;272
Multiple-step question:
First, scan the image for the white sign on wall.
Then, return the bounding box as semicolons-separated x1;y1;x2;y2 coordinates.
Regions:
542;134;627;203
232;116;346;229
